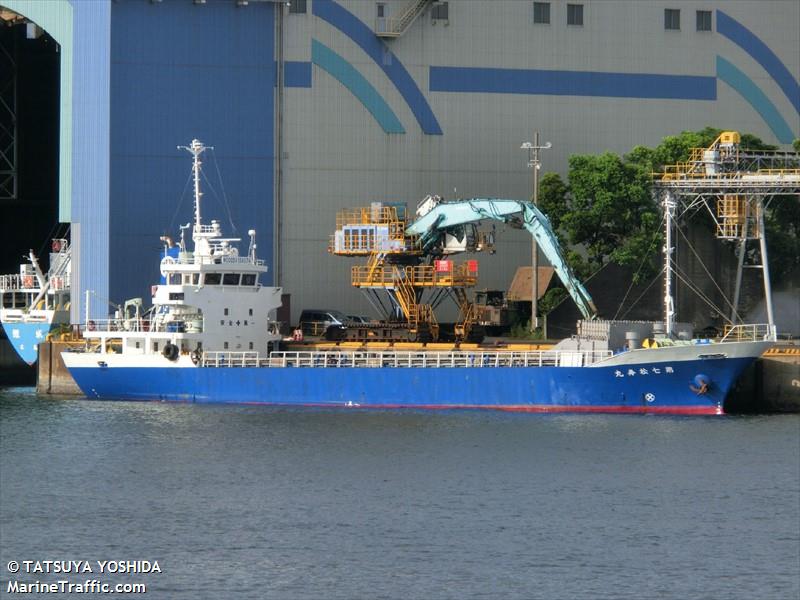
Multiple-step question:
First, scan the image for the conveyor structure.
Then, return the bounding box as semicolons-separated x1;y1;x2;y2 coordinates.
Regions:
653;131;800;335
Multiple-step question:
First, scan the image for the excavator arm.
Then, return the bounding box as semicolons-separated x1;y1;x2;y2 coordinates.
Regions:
406;198;598;320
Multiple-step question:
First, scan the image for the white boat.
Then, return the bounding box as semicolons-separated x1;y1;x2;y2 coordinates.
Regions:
60;139;773;414
1;239;71;365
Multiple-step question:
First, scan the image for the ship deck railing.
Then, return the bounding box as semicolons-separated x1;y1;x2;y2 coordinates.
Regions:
0;274;36;292
202;349;614;369
720;323;776;343
85;317;202;334
168;254;265;267
1;273;70;293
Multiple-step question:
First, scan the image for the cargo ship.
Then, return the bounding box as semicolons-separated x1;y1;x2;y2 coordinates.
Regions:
0;239;71;365
59;138;777;414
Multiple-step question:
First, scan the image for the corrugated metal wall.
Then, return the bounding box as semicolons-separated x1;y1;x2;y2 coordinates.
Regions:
71;0;111;323
109;0;275;303
277;0;799;322
74;0;799;323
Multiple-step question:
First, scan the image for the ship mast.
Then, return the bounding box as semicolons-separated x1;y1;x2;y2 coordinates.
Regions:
178;139;213;255
662;190;676;338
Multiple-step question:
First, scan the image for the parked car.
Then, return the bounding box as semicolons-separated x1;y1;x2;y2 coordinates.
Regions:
346;314;372;325
298;309;347;337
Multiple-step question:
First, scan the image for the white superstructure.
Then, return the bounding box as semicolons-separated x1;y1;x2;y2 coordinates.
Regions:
74;140;283;368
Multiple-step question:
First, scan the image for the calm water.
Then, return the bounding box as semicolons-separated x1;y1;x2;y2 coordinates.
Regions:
1;387;798;599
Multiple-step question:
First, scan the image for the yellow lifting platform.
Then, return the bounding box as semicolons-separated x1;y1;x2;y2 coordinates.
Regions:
330;202;484;341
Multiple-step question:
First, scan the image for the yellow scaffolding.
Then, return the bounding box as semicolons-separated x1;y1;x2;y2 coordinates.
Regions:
331;204;479;340
351;263;479;288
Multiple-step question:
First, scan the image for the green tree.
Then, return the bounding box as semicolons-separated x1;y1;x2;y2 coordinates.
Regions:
765;196;800;282
649;127;721;167
536;127;797;288
560;152;659;279
537;172;569;235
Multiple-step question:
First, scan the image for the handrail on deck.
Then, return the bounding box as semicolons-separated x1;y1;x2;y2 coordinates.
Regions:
721;323;776;343
202;349;614;369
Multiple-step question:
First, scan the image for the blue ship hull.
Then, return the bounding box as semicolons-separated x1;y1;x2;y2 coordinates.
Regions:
1;321;56;366
66;355;757;414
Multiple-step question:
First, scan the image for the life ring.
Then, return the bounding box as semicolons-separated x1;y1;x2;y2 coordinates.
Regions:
190;349;201;365
162;343;179;362
51;240;62;252
22;275;34;288
87;320;96;331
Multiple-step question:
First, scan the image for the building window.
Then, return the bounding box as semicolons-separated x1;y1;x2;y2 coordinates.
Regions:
224;342;229;350
248;308;253;316
567;4;583;26
376;3;385;19
696;10;711;32
288;0;306;14
665;9;680;30
249;342;254;350
533;2;550;24
431;1;448;21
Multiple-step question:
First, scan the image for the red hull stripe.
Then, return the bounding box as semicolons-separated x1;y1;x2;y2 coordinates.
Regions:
234;402;722;415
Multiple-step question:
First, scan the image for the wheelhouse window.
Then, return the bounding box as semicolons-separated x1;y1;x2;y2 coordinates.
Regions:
665;9;680;30
241;273;257;286
223;273;240;286
204;273;221;285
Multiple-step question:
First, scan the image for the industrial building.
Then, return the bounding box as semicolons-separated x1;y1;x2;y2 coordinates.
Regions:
1;0;798;325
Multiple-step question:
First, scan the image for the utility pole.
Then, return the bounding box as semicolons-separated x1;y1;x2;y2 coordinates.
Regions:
521;133;551;334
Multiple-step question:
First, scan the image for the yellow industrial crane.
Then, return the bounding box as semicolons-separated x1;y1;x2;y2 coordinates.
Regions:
329;201;488;341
